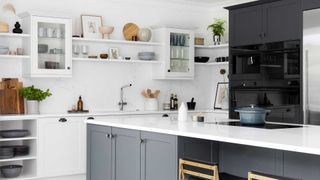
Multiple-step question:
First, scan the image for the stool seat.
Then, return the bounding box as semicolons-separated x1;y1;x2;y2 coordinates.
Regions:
249;171;302;180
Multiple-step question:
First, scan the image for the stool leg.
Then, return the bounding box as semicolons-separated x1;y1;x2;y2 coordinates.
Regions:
214;166;219;180
248;172;252;180
179;159;183;180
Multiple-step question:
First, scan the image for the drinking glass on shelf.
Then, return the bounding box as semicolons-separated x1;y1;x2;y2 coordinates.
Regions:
179;35;186;46
81;45;88;58
73;45;80;57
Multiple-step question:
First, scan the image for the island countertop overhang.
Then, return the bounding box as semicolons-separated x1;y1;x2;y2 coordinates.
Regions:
86;116;320;156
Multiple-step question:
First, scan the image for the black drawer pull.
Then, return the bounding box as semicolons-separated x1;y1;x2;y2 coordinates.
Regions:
59;118;67;122
87;117;95;120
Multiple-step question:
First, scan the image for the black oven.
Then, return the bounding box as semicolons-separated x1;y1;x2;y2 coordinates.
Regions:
229;40;302;124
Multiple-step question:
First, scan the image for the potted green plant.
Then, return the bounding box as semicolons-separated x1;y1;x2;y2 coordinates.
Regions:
207;19;226;45
20;86;52;114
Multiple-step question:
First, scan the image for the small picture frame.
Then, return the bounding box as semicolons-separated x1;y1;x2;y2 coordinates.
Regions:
109;48;119;59
81;15;102;39
214;82;229;109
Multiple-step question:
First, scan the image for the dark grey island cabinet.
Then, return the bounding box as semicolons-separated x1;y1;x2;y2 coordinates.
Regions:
228;0;301;46
303;0;320;10
87;124;178;180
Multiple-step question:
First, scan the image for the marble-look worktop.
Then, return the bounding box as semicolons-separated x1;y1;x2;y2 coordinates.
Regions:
0;109;227;121
86;116;320;156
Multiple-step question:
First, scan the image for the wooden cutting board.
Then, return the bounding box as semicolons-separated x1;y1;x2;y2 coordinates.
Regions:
123;23;139;41
0;79;24;114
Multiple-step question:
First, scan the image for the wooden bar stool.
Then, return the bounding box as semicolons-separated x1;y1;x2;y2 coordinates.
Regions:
248;171;301;180
179;158;219;180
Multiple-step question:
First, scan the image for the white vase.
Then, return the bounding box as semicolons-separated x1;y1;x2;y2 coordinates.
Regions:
144;98;159;111
137;28;152;42
26;100;40;114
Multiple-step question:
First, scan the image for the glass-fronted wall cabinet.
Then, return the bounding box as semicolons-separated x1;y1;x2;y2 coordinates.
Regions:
153;27;194;79
20;12;72;77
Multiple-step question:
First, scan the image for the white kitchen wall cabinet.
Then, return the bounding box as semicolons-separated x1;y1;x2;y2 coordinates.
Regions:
38;117;86;178
152;27;195;80
19;12;72;77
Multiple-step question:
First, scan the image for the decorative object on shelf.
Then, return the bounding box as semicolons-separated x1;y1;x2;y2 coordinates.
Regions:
12;22;23;34
0;22;9;33
214;82;229;110
141;89;160;111
81;45;88;58
187;97;196;110
99;26;114;39
73;45;80;57
0;165;23;178
194;56;210;63
125;57;131;60
88;55;98;59
0;79;24;114
178;102;188;122
195;37;204;45
123;22;139;41
77;96;83;111
207;19;226;45
100;53;108;59
45;61;60;69
137;28;152;42
0;130;29;138
20;85;52;114
138;52;155;60
81;15;102;39
192;113;205;122
215;56;229;62
109;48;119;59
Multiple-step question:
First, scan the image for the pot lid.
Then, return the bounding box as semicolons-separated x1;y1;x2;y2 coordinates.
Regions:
235;104;271;113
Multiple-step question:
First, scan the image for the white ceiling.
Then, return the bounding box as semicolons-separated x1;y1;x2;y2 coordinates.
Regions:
167;0;256;7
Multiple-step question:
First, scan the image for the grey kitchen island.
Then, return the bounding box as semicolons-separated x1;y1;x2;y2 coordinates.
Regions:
86;115;320;180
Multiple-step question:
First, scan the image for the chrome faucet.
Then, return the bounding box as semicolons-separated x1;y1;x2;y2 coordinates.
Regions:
118;84;132;111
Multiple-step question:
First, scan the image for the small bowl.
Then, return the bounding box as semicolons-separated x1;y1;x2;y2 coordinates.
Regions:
195;56;210;63
45;61;60;69
100;54;108;59
99;26;114;39
0;46;9;55
138;52;155;60
0;165;23;178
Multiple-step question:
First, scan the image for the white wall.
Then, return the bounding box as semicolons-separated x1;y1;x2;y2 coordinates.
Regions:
0;0;230;113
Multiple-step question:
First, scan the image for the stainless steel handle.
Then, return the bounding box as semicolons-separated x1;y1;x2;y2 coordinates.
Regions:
106;134;114;139
304;50;309;124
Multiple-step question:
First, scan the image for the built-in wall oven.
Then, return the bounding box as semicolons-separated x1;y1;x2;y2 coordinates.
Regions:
229;40;302;124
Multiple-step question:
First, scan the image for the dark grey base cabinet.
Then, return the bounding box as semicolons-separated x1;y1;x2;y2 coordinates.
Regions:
303;0;320;10
229;0;301;46
87;124;177;180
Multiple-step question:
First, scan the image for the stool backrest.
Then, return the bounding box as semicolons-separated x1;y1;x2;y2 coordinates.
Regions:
179;159;219;180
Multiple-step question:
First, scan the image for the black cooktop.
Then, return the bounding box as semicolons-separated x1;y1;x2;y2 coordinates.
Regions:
218;121;303;129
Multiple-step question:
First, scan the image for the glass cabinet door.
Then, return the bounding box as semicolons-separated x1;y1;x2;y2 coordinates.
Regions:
32;16;72;77
37;22;66;70
169;33;191;73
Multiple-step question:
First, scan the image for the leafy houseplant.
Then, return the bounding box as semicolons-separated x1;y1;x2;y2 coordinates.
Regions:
207;19;226;45
20;86;52;114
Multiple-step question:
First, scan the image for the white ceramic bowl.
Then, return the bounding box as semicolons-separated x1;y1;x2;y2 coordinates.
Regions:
99;26;114;39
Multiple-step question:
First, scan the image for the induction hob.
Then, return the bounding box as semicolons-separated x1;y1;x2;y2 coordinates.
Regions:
218;121;303;129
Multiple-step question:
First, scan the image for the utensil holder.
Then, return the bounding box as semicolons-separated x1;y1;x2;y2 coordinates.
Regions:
144;98;159;111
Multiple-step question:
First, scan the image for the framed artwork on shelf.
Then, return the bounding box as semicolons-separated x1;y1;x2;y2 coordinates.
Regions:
81;15;102;39
214;82;229;110
109;48;119;59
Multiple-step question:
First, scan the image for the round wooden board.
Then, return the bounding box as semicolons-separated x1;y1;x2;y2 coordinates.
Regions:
123;23;139;41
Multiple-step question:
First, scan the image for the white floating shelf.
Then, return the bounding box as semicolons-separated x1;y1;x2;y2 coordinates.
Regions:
73;57;161;64
0;155;37;163
3;173;37;180
0;33;31;38
72;37;163;46
195;62;229;66
195;44;229;49
0;55;30;59
0;136;37;142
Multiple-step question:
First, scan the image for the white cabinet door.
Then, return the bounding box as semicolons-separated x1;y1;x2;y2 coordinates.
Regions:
38;117;86;178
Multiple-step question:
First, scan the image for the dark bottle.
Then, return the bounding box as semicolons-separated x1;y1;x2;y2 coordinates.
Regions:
174;95;178;110
77;96;83;111
170;94;175;110
12;22;23;34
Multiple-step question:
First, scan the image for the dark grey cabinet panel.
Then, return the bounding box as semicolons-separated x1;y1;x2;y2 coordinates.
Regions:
263;0;301;43
87;125;112;180
303;0;320;10
283;151;320;180
230;5;263;46
178;137;219;164
141;132;177;180
112;128;141;180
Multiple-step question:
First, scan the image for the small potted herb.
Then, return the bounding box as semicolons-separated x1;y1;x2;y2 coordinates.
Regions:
20;86;52;114
207;19;226;45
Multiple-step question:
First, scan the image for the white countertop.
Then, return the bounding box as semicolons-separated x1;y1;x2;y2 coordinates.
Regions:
86;115;320;156
0;109;228;121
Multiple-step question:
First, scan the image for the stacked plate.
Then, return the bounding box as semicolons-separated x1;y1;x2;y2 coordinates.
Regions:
138;52;155;61
0;46;9;55
0;130;30;138
0;147;14;159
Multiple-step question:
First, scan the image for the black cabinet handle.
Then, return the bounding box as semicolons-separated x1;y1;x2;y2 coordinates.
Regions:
67;67;71;70
162;114;169;117
59;118;67;122
87;117;94;120
140;139;145;144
